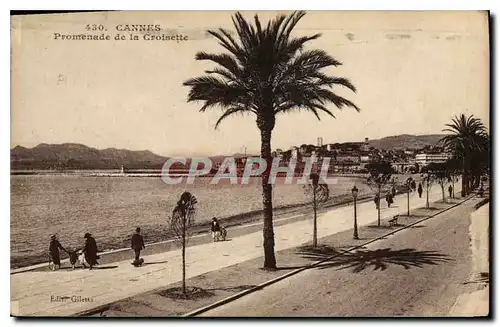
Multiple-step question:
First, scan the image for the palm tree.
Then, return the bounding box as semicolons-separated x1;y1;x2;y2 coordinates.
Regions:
183;11;359;269
441;114;487;197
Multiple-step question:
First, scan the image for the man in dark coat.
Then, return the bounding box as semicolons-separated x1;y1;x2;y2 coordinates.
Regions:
385;193;393;208
83;233;98;270
49;235;67;270
131;227;145;265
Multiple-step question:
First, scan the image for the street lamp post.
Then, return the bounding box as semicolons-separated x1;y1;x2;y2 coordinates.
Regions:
352;186;359;240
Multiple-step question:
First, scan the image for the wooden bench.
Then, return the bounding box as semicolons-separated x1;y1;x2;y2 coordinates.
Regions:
388;215;399;227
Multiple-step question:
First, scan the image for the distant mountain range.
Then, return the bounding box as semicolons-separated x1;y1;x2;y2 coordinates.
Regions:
11;134;446;170
366;134;445;150
11;143;168;170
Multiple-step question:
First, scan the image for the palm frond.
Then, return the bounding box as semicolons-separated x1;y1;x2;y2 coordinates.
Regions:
184;11;358;130
214;107;253;130
195;52;241;76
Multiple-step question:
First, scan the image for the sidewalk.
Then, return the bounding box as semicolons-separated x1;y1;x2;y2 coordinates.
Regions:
449;203;489;317
11;184;456;316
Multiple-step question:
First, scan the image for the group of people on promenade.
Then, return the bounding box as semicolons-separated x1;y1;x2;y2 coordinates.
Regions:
373;186;397;210
372;179;462;211
372;181;431;210
48;232;99;270
49;228;146;270
48;219;225;271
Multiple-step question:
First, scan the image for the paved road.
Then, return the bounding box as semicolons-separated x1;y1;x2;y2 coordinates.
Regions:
11;183;457;316
201;197;477;317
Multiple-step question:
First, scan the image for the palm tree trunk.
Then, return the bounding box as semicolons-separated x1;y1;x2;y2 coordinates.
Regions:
260;128;276;269
462;156;468;197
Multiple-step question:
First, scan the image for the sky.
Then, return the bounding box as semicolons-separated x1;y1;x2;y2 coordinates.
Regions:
11;11;490;156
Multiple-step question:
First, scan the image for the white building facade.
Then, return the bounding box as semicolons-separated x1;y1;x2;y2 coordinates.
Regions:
415;153;451;166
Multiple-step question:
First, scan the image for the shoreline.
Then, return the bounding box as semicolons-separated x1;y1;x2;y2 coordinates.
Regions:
11;171;369;178
11;189;383;270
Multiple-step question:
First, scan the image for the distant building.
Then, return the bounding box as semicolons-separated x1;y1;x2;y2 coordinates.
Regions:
361;137;369;152
415;153;451;166
360;155;370;163
336;153;360;163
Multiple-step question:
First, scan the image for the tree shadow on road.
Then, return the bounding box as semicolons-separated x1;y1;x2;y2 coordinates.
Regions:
297;245;451;273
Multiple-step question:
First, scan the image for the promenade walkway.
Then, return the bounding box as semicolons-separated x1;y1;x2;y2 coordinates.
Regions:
11;183;458;316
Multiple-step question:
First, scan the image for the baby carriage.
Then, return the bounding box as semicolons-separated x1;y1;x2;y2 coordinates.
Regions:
211;226;227;242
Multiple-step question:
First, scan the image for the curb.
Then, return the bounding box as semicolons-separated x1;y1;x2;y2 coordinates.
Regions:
183;195;475;317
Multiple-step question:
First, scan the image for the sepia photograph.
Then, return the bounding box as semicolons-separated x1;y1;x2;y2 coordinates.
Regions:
10;10;490;318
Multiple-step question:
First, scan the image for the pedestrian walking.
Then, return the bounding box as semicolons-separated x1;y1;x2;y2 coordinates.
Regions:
83;233;99;270
448;185;453;198
49;234;67;270
391;186;397;198
385;193;394;208
417;183;423;198
131;227;145;266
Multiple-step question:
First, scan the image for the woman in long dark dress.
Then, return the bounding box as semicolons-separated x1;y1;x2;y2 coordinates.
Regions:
49;235;67;270
83;233;98;270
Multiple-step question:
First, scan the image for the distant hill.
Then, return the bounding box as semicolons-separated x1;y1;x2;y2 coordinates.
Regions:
11;143;168;170
10;143;260;170
11;134;446;170
367;134;446;150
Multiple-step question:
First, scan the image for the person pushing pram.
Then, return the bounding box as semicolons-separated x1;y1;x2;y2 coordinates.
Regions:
210;217;227;242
